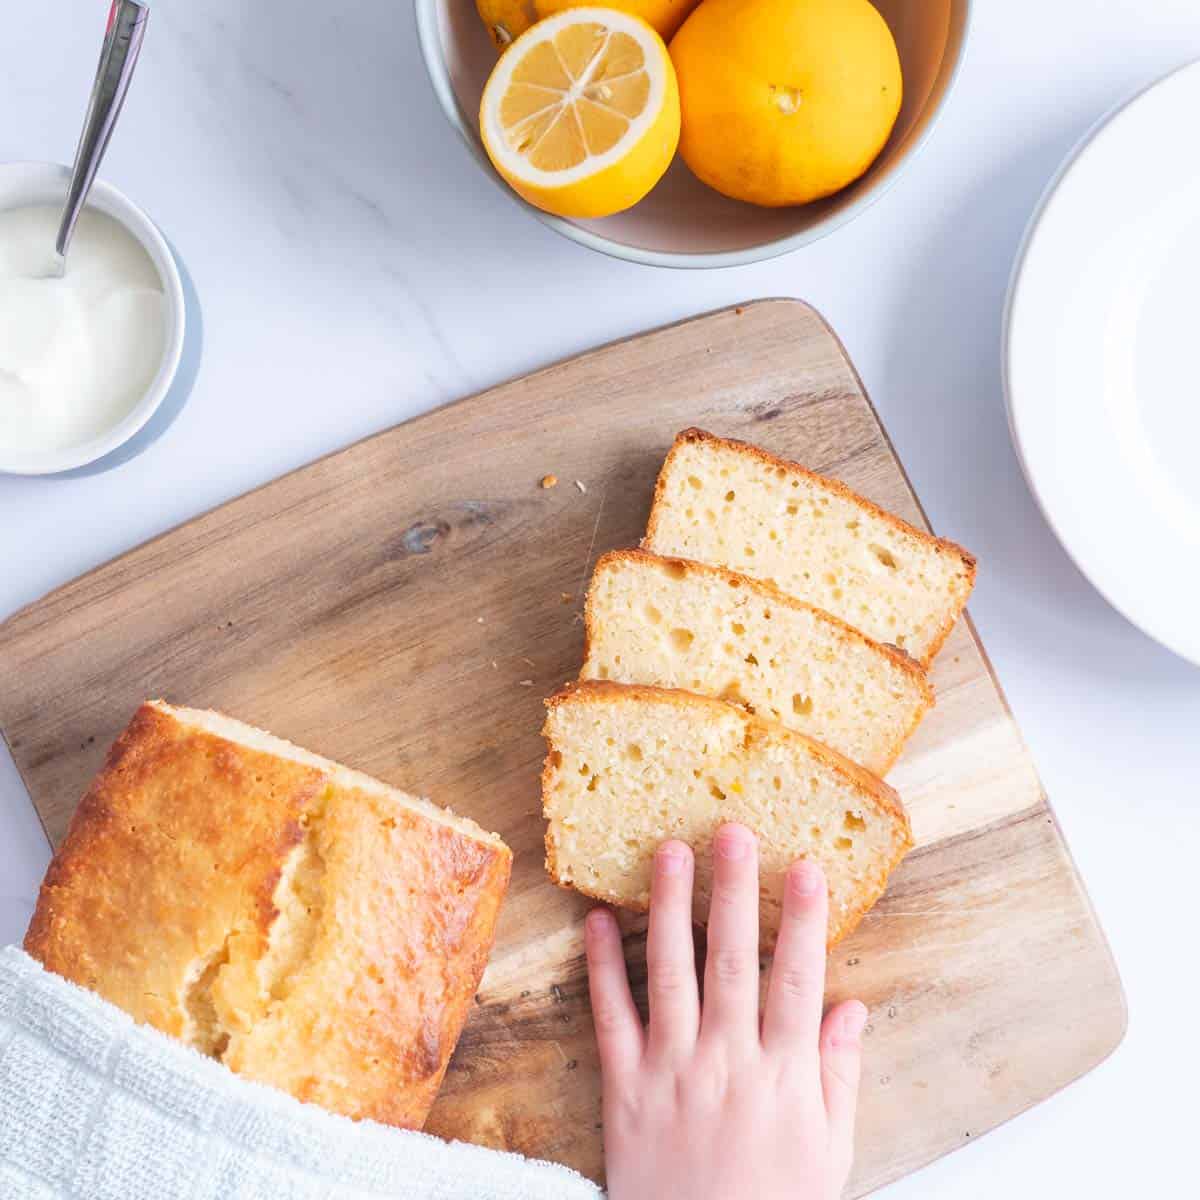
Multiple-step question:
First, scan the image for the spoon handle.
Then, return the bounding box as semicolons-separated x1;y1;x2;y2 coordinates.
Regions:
55;0;149;262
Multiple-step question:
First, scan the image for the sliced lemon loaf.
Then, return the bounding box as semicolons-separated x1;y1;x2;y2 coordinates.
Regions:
643;428;976;665
542;681;913;947
581;550;931;774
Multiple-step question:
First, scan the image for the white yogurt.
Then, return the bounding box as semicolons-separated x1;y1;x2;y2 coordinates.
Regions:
0;205;165;455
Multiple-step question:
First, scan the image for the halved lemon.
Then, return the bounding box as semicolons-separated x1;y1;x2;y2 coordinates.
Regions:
479;9;680;219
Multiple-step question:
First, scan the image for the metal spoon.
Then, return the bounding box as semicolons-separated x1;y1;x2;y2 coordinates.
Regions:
44;0;149;279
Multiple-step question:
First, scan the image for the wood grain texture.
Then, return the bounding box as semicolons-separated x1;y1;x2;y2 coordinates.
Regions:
0;300;1125;1194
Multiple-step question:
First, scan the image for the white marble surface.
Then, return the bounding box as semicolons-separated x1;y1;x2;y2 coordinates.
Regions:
2;1;1198;1194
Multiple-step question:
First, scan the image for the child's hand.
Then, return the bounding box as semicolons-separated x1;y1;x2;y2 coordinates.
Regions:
585;822;867;1200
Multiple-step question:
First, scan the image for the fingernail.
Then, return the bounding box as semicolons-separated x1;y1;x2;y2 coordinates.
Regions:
789;859;822;897
836;1001;869;1045
656;844;688;876
715;825;752;860
586;908;614;937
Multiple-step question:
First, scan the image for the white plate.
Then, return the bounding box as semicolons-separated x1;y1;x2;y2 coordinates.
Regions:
1005;60;1200;667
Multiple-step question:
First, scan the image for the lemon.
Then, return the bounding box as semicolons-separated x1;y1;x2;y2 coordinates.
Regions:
477;0;702;50
480;9;681;219
475;0;536;51
670;0;902;207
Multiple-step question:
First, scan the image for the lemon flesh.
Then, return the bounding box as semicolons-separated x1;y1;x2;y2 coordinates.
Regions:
481;9;681;219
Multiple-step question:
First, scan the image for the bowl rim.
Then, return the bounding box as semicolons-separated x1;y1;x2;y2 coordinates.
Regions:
0;160;186;476
415;0;974;269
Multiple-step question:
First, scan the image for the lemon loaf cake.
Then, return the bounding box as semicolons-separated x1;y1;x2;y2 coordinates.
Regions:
25;701;512;1130
581;549;931;774
542;681;913;947
643;428;977;665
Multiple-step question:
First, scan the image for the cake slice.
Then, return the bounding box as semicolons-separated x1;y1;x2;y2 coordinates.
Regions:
643;428;976;665
25;701;512;1130
542;681;913;948
581;549;931;774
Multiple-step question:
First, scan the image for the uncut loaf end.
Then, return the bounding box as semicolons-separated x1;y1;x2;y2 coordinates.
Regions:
25;700;512;1130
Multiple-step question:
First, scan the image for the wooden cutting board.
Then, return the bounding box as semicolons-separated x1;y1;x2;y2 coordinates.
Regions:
0;300;1124;1194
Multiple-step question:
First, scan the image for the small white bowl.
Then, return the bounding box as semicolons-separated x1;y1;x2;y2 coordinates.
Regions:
0;161;185;475
416;0;971;268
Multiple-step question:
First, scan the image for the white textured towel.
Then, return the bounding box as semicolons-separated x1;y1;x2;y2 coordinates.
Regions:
0;946;603;1200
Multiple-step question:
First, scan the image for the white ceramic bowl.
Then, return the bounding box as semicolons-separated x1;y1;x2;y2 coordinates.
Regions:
417;0;971;267
0;161;185;475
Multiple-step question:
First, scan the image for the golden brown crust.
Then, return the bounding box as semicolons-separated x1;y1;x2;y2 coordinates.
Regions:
541;679;914;947
643;428;978;667
25;702;511;1131
24;703;327;1033
221;782;511;1128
